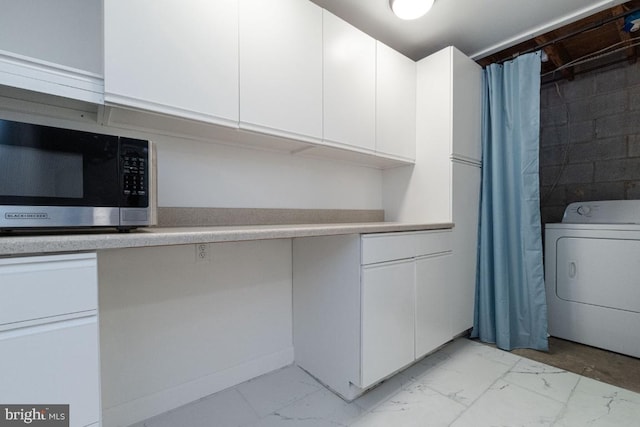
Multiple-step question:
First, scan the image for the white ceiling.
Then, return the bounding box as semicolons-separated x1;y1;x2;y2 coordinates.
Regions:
309;0;629;61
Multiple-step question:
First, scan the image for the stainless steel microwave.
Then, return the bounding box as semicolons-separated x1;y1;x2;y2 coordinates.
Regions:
0;119;156;231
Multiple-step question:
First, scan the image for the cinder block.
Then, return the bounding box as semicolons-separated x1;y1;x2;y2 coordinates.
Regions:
629;86;640;111
540;145;569;167
590;182;626;200
595;111;640;138
540;184;566;206
568;120;594;143
568;137;626;163
628;134;640;157
567;99;591;122
540;206;566;225
563;75;595;101
540;125;568;147
541;165;562;186
558;163;594;185
566;185;590;203
625;181;640;198
596;65;627;94
540;103;568;127
594;158;640;181
627;62;640;87
544;82;566;107
590;90;627;117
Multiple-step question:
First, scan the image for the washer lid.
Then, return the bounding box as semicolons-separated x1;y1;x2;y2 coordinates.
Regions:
562;200;640;224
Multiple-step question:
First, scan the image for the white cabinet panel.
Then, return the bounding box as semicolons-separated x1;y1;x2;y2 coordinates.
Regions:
0;0;101;74
0;0;103;102
452;48;483;162
0;317;100;427
0;253;99;427
451;162;481;334
239;0;322;141
0;253;97;326
360;260;415;388
415;253;453;358
376;41;416;160
361;232;417;265
104;0;239;125
362;230;451;265
323;11;376;151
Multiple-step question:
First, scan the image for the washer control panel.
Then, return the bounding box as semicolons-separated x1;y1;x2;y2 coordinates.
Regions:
562;200;640;224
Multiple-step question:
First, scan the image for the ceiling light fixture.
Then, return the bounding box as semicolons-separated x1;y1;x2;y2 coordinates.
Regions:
390;0;434;20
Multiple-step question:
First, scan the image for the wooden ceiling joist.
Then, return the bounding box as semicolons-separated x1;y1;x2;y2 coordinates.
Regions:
534;34;575;80
612;5;638;64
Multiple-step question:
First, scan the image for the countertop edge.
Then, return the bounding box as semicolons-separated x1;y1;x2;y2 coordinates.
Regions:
0;222;454;256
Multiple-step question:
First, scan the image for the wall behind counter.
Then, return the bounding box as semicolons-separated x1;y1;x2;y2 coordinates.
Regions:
0;101;384;212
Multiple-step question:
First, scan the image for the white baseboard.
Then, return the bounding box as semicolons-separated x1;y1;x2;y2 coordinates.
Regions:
101;347;294;427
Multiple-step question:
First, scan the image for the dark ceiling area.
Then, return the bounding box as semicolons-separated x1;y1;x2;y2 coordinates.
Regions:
477;0;640;83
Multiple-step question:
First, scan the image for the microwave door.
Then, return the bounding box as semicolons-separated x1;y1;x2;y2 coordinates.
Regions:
0;120;121;228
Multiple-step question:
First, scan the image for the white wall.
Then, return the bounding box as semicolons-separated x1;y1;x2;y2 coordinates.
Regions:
98;240;294;426
156;135;383;209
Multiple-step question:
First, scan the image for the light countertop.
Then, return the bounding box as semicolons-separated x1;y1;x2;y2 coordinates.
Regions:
0;222;453;256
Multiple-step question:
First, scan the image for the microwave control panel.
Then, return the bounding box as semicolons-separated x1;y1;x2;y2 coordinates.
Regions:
120;138;149;207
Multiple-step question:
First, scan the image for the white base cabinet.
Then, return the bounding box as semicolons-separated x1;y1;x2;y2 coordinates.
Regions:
0;253;100;427
293;230;453;401
361;259;415;388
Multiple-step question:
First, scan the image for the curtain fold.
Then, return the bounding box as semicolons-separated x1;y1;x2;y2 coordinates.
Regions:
472;51;548;351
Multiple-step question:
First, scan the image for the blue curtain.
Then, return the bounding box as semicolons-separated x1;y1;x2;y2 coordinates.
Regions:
471;51;548;351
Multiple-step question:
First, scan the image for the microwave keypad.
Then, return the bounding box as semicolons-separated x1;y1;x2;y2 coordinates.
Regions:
123;155;147;196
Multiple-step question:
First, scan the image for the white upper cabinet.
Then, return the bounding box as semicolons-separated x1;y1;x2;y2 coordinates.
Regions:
239;0;323;142
420;47;482;162
323;11;376;152
104;0;239;126
0;0;103;103
376;42;416;161
451;48;483;162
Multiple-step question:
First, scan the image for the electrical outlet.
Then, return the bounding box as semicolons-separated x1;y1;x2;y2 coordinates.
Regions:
195;243;210;263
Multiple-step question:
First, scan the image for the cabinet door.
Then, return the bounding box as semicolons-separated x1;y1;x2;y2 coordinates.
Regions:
323;11;376;151
450;162;481;335
239;0;322;142
451;47;483;162
104;0;239;126
0;0;103;102
376;41;416;160
415;253;453;358
360;259;414;388
0;317;100;427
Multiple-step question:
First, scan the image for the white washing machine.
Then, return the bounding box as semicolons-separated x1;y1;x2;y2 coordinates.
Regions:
545;200;640;358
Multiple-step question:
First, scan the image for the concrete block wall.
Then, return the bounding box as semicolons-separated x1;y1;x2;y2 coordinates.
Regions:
539;60;640;225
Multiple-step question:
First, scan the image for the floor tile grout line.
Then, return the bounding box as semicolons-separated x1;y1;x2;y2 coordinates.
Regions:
233;386;262;424
550;375;583;427
500;364;582;406
443;354;524;427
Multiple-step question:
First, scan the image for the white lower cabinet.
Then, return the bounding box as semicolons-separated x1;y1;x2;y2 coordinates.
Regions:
415;253;454;358
360;260;415;388
293;230;453;401
0;253;100;427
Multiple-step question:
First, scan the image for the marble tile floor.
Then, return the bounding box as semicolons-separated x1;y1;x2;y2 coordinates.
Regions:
131;338;640;427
